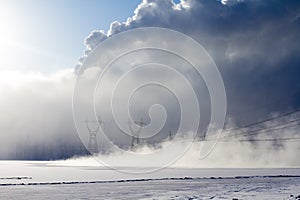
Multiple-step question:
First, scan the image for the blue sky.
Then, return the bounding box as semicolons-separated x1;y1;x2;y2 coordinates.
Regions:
0;0;141;73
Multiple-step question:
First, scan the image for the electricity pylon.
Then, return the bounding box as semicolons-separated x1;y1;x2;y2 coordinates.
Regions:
84;116;104;155
128;118;147;149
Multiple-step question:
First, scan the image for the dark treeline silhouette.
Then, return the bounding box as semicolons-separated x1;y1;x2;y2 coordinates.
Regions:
13;142;89;161
1;136;90;160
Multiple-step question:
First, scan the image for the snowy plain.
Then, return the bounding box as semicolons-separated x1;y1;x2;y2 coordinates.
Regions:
0;160;300;199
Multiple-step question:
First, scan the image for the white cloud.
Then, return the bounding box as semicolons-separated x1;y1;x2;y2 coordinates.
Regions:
71;0;300;165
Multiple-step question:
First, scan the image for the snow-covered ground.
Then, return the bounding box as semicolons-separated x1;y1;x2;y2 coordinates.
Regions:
1;176;300;200
0;160;300;199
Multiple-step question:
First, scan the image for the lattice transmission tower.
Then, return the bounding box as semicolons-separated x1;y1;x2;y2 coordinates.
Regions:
128;118;147;149
84;116;104;155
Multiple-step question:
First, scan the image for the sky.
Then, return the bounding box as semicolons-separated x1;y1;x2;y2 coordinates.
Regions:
0;0;141;73
0;0;300;162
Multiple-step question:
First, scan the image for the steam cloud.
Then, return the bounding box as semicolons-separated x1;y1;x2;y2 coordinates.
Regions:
77;0;300;124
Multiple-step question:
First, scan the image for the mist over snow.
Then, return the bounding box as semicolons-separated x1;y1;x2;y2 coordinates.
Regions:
65;136;300;169
0;70;86;159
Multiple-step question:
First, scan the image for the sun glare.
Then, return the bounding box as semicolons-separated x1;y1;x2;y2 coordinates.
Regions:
0;3;31;71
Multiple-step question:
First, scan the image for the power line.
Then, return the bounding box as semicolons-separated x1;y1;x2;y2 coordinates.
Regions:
218;137;300;143
223;107;300;133
223;118;300;139
236;122;300;138
204;119;300;143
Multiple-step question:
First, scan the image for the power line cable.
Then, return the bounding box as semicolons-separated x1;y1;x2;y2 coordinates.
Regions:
218;137;300;143
222;107;300;135
223;118;300;139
